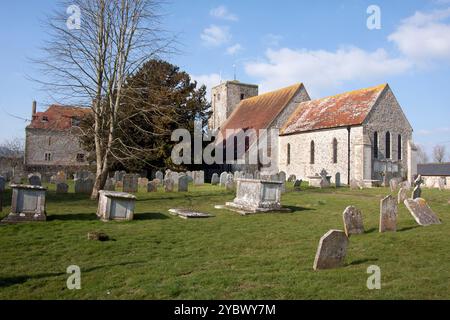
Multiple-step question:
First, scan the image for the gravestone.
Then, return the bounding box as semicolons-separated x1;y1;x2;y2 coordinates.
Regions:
171;172;180;186
155;171;164;182
219;172;228;186
389;178;399;192
319;169;330;188
294;179;302;191
279;171;286;192
288;174;296;182
138;177;149;188
401;180;411;190
412;175;424;199
404;198;441;226
225;174;234;191
168;208;214;219
104;178;116;191
398;187;408;204
56;171;66;184
380;195;397;232
0;176;5;192
178;175;189;192
75;178;94;194
335;172;341;188
313;230;349;270
152;178;161;186
28;175;42;186
97;191;136;221
147;180;158;192
193;171;204;186
254;171;261;180
164;178;174;192
123;174;138;193
56;183;69;194
1;185;47;223
342;206;364;236
12;176;22;184
211;173;220;186
245;172;254;180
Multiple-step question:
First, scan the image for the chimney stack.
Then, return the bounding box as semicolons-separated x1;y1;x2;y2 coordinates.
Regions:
32;100;37;118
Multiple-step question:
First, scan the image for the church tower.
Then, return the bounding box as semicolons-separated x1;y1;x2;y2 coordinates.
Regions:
209;80;259;130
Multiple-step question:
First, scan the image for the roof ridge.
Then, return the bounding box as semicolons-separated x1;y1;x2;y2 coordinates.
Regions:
242;83;303;102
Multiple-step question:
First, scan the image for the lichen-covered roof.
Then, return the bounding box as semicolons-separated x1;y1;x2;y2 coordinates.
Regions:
220;83;304;136
27;105;92;131
281;84;387;135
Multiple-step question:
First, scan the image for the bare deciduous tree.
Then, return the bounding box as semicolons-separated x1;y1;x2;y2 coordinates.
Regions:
34;0;173;199
416;144;429;164
433;145;446;163
0;138;24;177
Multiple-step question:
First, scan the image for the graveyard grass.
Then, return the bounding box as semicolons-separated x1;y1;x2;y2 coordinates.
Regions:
0;183;449;300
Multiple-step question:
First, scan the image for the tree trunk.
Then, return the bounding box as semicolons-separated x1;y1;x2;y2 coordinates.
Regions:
91;166;109;200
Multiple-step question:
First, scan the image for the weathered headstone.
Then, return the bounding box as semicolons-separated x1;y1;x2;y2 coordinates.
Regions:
164;178;174;192
288;174;296;182
398;187;408;204
219;172;228;186
104;178;116;191
56;171;66;184
193;171;204;186
380;195;397;232
28;175;42;186
138;177;149;188
293;179;302;191
178;175;189;192
97;191;136;221
335;172;341;188
404;198;441;226
0;176;5;193
313;230;349;270
211;173;220;186
75;178;94;194
319;169;330;188
168;208;214;219
1;185;47;223
412;185;421;200
147;180;158;192
225;173;234;191
389;178;399;192
56;183;69;194
342;206;364;236
155;171;164;182
123;174;138;193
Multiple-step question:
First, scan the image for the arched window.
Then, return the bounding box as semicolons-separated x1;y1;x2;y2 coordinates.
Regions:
310;141;315;164
373;132;378;159
287;143;291;165
398;135;402;160
386;131;391;159
332;138;338;164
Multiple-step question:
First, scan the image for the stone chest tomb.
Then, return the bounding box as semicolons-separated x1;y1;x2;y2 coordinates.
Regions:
220;179;288;214
2;185;47;223
97;191;136;221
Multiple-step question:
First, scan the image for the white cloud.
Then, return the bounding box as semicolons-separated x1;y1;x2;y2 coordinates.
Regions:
201;25;231;47
388;8;450;64
418;127;450;135
210;5;238;21
226;43;242;55
244;47;411;95
192;73;221;98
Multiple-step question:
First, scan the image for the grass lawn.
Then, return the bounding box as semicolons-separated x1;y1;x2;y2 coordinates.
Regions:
0;182;449;300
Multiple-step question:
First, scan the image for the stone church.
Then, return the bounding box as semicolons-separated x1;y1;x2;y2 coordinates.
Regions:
211;80;417;186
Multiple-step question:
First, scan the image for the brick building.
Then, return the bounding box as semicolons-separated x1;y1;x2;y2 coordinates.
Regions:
24;102;92;175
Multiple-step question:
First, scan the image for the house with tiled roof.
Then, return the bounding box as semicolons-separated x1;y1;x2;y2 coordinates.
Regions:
24;102;92;175
211;81;417;186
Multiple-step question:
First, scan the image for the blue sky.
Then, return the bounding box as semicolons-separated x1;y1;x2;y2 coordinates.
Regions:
0;0;450;158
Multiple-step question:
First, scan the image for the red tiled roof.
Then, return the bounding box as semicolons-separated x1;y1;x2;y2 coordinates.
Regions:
281;84;387;135
27;105;92;131
220;83;305;137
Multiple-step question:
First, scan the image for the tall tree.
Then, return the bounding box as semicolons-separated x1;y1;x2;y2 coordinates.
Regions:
35;0;172;199
80;59;211;172
433;145;446;163
0;138;24;177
